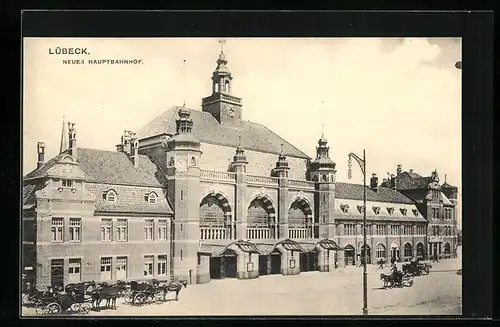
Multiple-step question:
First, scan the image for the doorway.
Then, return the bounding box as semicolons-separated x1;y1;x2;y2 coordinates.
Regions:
209;256;222;279
50;259;64;288
344;245;355;266
300;250;319;272
270;251;282;274
259;255;269;276
222;250;238;279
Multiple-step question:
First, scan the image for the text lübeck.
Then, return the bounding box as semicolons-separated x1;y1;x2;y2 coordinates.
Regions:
62;59;143;65
49;47;89;55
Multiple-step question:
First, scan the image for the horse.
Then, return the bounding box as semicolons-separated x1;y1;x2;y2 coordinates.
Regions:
160;280;188;302
91;283;124;311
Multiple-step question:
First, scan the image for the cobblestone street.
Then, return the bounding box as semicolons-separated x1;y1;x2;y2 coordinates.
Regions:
23;256;461;317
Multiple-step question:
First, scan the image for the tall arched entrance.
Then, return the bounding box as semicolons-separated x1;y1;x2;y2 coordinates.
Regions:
390;241;400;261
247;196;276;240
200;191;234;240
344;245;356;266
416;242;425;259
288;197;313;240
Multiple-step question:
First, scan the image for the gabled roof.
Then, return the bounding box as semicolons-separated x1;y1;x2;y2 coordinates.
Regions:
86;183;173;215
22;184;36;205
136;106;310;159
335;182;415;204
441;182;457;189
396;171;433;190
24;148;167;187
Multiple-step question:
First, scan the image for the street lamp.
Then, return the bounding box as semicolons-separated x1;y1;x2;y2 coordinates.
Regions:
348;150;368;316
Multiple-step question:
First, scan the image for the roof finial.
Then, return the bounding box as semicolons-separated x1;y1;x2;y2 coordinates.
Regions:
182;59;187;107
445;174;447;183
59;116;68;154
238;135;242;148
321;123;324;138
219;39;226;54
280;143;284;155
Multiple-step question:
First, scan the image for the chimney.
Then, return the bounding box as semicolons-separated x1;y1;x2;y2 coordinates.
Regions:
130;133;139;168
390;173;396;189
68;122;77;160
370;173;378;191
396;164;402;176
37;142;45;169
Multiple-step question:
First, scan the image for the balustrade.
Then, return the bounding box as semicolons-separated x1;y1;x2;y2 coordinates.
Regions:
247;175;279;186
288;227;310;239
289;179;316;189
246;227;274;240
200;169;236;182
200;224;235;240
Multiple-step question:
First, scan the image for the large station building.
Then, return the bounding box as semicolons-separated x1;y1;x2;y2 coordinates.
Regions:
22;49;459;288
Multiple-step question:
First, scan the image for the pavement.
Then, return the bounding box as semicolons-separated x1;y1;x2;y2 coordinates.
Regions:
22;257;461;317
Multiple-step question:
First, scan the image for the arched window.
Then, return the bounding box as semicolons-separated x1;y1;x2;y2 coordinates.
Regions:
191;156;196;166
225;80;230;92
376;244;386;260
168;157;175;166
148;193;157;204
247;198;271;226
214;83;219;93
322;174;327;181
416;242;425;258
106;190;116;202
200;195;226;226
404;243;413;257
444;242;451;254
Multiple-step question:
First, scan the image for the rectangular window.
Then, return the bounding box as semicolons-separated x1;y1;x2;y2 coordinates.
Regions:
197;254;201;265
69;218;81;242
51;217;64;242
144;255;154;276
100;257;112;281
68;258;81;283
145;220;154;241
116;256;127;280
101;219;112;241
157;255;167;276
62;180;73;188
158;220;167;241
436;209;440;219
180;250;183;261
116;219;128;241
376;225;385;235
180;190;184;200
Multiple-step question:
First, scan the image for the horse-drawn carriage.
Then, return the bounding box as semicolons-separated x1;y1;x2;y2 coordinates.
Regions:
34;287;92;315
402;259;432;276
124;279;188;306
380;271;414;289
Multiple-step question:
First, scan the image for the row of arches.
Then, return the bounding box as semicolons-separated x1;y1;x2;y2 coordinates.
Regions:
199;191;315;240
342;242;430;266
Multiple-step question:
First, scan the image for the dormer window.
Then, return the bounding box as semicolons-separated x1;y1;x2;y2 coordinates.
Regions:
412;209;418;216
357;205;365;214
400;208;408;216
62;180;73;188
387;207;395;215
372;206;381;215
147;192;157;204
105;190;117;202
340;204;349;213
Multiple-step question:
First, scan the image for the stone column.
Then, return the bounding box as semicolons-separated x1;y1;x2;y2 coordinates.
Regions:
235;172;247;240
337;250;345;268
278;178;289;239
267;255;272;275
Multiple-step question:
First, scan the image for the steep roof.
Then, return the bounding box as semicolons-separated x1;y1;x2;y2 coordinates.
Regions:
396;171;433;190
86;183;173;215
137;106;310;159
24;148;167;187
441;182;457;189
335;182;415;204
22;184;36;205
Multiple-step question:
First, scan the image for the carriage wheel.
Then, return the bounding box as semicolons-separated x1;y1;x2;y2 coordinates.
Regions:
79;303;91;314
124;291;134;303
408;280;414;287
44;302;62;315
133;292;146;305
70;302;81;312
35;302;47;315
154;292;164;304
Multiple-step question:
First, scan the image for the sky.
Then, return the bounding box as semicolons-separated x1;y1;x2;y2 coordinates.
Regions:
22;37;462;227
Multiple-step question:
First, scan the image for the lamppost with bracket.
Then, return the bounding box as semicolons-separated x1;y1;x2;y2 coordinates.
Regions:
348;149;368;316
